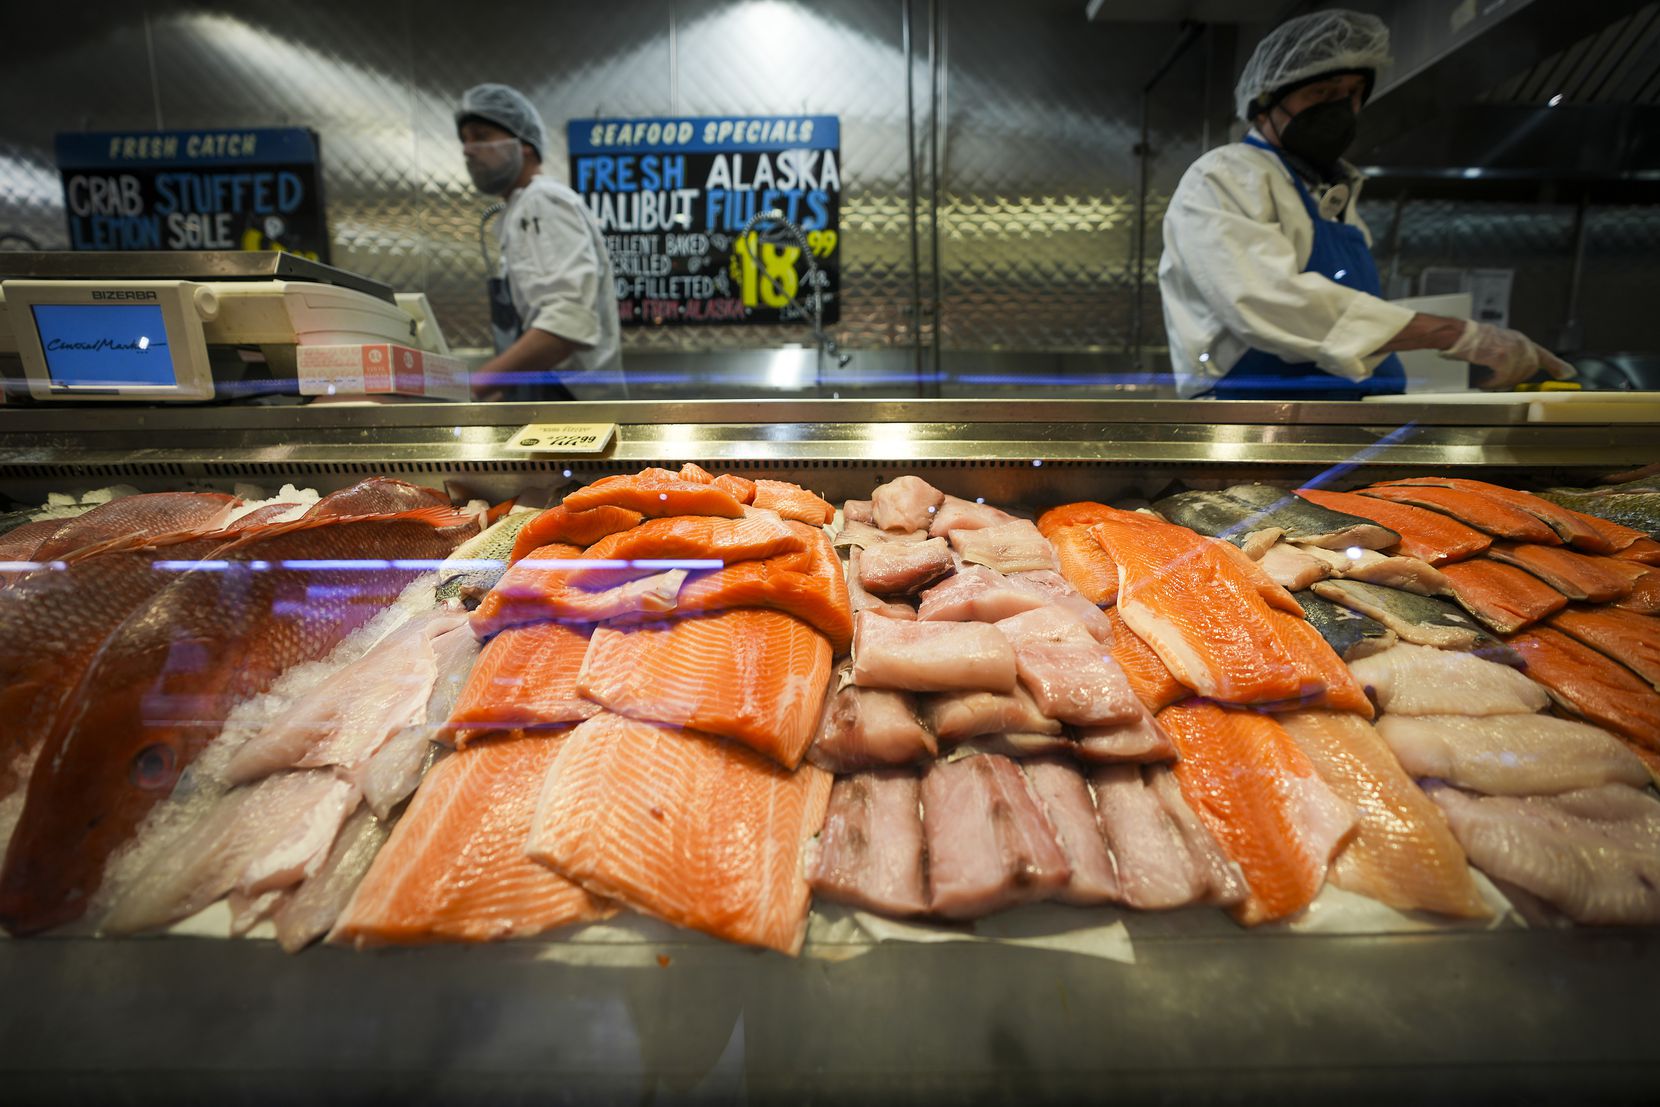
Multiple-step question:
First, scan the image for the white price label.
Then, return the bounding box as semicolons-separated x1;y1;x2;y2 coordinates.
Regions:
506;422;618;454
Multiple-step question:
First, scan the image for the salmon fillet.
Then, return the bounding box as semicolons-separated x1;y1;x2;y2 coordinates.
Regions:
1548;606;1660;691
1439;558;1568;634
1160;702;1356;925
1049;525;1119;605
561;468;746;518
713;473;757;505
1277;711;1488;918
1294;488;1490;565
1485;543;1635;604
448;622;599;744
662;523;853;652
1612;565;1660;615
570;512;807;591
1359;485;1561;544
1103;608;1186;711
751;480;834;525
528;713;832;955
678;463;716;483
1374;478;1611;551
332;733;614;946
1035;501;1120;539
508;505;642;564
1617;537;1660;566
1508;627;1660;748
1088;510;1306;704
578;609;833;768
470;543;685;637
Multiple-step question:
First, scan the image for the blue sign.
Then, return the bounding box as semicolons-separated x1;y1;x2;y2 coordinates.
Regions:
55;128;329;260
568;115;840;326
32;304;176;387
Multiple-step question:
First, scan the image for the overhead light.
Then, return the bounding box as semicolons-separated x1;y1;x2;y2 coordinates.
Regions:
1548;93;1564;107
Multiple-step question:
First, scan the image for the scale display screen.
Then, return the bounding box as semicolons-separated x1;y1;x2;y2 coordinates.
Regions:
30;303;177;388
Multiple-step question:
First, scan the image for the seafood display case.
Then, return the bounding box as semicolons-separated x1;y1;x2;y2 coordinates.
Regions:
1;397;1658;1104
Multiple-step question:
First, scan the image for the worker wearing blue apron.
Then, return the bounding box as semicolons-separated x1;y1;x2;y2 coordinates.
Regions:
1159;10;1572;400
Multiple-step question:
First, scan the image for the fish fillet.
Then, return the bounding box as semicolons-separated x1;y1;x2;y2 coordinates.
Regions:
947;520;1059;574
1427;783;1660;925
928;496;1016;538
1618;537;1660;566
1294;488;1490;565
1347;641;1549;716
1507;627;1660;748
1090;510;1306;704
1036;502;1119;538
994;607;1141;727
923;684;1061;743
1299;545;1450;597
1088;765;1206;910
569;511;806;591
808;682;937;771
1022;757;1122;905
921;753;1070;919
712;473;757;505
751;479;834;525
872;476;945;532
1612;564;1660;615
1277;711;1487;917
1255;542;1329;591
1160;702;1356;925
1375;478;1610;551
1438;558;1568;634
333;733;614;945
1547;606;1660;691
807;770;929;917
851;611;1018;694
469;542;686;637
1311;578;1520;663
579;609;832;768
1074;704;1178;763
1376;714;1650;795
1292;589;1397;661
272;804;391;953
917;564;1049;623
1263;608;1374;717
560;468;745;518
528;713;832;955
507;505;643;564
1485;543;1634;604
858;537;955;597
664;522;853;652
447;621;599;743
1360;485;1561;544
1048;526;1119;605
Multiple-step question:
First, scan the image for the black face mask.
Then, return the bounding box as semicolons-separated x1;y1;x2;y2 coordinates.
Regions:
1276;99;1357;167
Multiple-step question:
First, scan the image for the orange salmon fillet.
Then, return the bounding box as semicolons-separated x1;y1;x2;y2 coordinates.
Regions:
1294;488;1490;565
1264;608;1374;717
1103;607;1187;711
1088;510;1305;704
569;512;807;591
508;506;643;564
1548;606;1660;691
665;523;852;652
1485;542;1635;604
1277;711;1488;918
1375;478;1611;551
1507;627;1660;748
470;543;685;638
713;473;757;504
1360;485;1561;544
679;463;716;483
562;468;746;518
1439;558;1569;634
448;622;599;744
527;713;832;955
332;733;615;946
1160;702;1356;926
1050;525;1119;605
751;479;835;525
578;609;833;768
1617;537;1660;566
1612;565;1660;615
1036;502;1120;539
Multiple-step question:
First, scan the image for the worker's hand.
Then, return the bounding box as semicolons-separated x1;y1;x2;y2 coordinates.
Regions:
1439;319;1576;391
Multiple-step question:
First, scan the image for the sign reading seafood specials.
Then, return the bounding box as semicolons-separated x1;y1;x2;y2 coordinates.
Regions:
568;115;840;326
55;128;330;261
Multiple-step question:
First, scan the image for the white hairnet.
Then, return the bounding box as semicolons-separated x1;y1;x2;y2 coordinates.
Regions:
456;83;548;160
1235;9;1391;121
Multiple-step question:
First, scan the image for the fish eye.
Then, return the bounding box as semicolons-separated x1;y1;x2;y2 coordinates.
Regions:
130;744;176;790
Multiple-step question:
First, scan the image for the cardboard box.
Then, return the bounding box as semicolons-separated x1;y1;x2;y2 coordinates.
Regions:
296;342;469;402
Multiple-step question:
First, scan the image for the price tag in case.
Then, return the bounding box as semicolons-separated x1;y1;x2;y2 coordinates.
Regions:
507;423;618;455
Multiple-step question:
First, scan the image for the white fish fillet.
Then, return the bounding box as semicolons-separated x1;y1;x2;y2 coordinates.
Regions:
1428;783;1660;925
1088;765;1206;910
1377;714;1651;795
851;611;1017;693
872;475;945;532
1254;542;1329;591
1348;642;1549;716
947;519;1059;574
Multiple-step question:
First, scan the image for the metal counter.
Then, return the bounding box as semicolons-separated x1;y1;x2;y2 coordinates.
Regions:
0;397;1656;1102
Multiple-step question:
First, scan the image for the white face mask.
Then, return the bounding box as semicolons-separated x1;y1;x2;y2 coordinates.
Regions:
463;137;524;196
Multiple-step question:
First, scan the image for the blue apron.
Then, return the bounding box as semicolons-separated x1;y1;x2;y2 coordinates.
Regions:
1208;136;1404;400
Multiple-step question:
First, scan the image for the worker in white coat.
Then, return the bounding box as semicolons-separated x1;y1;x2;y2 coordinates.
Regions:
1158;10;1573;399
456;83;621;399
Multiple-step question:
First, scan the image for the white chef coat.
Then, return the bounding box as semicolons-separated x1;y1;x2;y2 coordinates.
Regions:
1157;131;1415;397
496;174;622;381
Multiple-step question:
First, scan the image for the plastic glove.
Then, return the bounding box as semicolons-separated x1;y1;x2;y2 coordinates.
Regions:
1439;320;1576;391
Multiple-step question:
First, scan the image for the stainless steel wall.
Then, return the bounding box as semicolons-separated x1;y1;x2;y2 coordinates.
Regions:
0;0;1217;364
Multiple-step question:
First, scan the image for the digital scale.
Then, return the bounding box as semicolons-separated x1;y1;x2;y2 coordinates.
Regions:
0;253;450;402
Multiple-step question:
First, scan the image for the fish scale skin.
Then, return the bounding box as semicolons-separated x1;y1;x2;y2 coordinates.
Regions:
0;508;471;936
528;713;831;955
